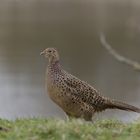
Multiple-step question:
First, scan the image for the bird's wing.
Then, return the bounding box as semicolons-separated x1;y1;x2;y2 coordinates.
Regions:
63;72;107;111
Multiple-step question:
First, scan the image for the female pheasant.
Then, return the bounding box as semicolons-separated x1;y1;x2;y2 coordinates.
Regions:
41;48;140;121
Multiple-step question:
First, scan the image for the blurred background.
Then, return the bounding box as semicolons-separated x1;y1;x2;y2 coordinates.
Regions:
0;0;140;122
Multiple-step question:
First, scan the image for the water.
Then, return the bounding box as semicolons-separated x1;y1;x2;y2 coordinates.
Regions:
0;0;140;122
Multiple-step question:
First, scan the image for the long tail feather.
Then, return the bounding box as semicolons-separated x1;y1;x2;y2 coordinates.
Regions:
106;99;140;113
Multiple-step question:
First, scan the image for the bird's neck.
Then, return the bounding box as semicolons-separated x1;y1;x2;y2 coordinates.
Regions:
48;60;61;72
49;57;59;64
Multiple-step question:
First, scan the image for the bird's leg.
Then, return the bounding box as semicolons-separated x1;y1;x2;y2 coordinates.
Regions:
65;112;74;121
83;112;93;122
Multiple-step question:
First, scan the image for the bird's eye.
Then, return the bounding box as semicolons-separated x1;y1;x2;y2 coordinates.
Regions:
48;50;52;53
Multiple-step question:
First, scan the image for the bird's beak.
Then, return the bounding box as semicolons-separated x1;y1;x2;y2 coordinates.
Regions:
40;50;45;55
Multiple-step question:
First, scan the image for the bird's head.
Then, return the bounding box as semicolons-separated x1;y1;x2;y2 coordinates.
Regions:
40;48;60;63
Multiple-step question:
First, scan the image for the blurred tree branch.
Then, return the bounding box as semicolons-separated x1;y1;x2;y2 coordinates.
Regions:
100;33;140;71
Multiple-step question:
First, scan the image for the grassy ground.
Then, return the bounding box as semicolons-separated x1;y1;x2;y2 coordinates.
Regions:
0;118;140;140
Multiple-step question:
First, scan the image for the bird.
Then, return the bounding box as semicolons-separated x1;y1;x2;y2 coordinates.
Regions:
40;48;140;121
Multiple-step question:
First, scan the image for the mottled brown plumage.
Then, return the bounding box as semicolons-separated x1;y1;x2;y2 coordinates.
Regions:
41;48;140;121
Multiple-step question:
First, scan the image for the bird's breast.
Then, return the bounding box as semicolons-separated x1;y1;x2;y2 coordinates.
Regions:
46;70;64;105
